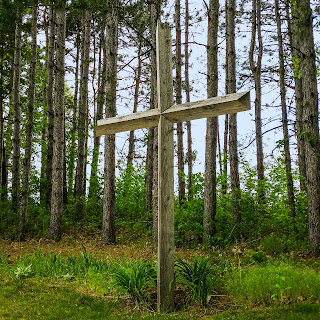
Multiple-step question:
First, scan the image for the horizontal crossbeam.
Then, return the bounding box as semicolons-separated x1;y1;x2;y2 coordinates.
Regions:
96;91;250;136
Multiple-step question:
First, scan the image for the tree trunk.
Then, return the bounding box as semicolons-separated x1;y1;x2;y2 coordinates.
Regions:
102;1;118;244
12;13;22;214
275;0;295;218
149;0;160;245
221;114;228;195
19;6;38;241
203;0;219;240
127;46;142;167
226;0;241;224
249;0;265;201
48;5;66;241
46;7;56;209
285;0;307;193
89;21;106;199
68;31;80;201
185;0;192;199
293;0;320;254
40;7;49;206
175;0;185;206
74;8;91;221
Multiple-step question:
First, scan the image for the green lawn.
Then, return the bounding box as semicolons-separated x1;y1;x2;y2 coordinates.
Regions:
1;276;320;320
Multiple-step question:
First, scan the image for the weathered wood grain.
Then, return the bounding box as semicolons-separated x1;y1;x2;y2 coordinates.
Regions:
96;91;250;136
96;109;160;136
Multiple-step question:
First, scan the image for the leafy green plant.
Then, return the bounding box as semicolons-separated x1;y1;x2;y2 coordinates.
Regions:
111;261;156;303
176;256;218;306
14;264;33;280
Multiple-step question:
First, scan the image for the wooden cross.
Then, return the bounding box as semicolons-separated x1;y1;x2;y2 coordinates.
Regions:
97;22;250;312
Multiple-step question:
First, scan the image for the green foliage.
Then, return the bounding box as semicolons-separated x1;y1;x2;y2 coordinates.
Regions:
248;251;268;265
176;256;223;306
115;164;148;224
13;264;33;280
13;247;109;287
228;262;320;304
175;173;204;246
111;261;156;303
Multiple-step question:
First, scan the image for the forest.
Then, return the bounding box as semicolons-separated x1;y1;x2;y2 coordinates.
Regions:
0;0;320;318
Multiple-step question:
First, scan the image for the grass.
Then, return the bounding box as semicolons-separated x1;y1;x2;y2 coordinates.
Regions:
228;262;320;305
1;275;320;320
1;233;320;319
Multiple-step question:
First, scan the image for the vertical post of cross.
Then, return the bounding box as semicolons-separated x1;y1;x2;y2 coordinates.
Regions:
156;22;175;312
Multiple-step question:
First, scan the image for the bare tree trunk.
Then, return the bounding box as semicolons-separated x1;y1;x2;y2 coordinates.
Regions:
184;0;193;199
46;7;56;209
89;21;106;199
48;5;66;241
221;114;228;195
226;0;241;223
74;9;91;221
149;0;160;245
40;7;49;206
175;0;185;206
285;0;307;193
19;6;38;241
102;1;118;244
275;0;295;218
249;0;265;201
12;13;22;214
127;46;142;167
293;0;320;254
68;31;80;200
0;39;4;195
203;0;219;240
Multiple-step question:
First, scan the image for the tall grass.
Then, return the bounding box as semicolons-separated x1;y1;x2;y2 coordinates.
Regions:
176;256;224;305
111;261;157;303
228;262;320;304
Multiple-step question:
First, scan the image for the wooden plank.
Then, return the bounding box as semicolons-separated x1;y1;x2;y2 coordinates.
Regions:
157;22;175;313
157;23;173;112
96;109;160;136
157;115;175;313
163;91;250;123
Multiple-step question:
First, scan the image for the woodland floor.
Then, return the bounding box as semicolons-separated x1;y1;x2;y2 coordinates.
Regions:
0;228;320;319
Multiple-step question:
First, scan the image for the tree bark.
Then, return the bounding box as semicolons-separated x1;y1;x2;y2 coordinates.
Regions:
89;21;106;199
175;0;185;206
221;114;228;195
185;0;193;199
102;1;118;244
48;5;66;241
19;5;38;241
46;7;56;209
203;0;219;240
12;13;22;213
149;0;160;245
293;0;320;254
275;0;295;218
74;8;91;221
226;0;241;223
285;0;307;193
127;46;142;167
40;7;49;206
249;0;265;201
68;31;80;201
